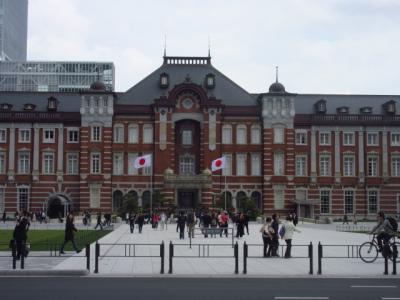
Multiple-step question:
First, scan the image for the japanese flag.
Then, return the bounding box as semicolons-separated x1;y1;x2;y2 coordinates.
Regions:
211;156;226;172
134;154;152;169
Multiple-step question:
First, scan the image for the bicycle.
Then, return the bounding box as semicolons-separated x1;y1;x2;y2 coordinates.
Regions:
359;233;399;263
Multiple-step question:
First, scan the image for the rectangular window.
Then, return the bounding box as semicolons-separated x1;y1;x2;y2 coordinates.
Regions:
251;127;261;144
222;126;232;144
222;154;232;176
344;190;354;214
19;129;30;143
114;126;124;143
274;152;284;175
179;154;195;175
392;156;400;177
295;189;307;202
367;156;378;176
295;131;307;145
0;129;6;143
67;153;78;175
251;153;261;176
143;125;153;144
236;153;247;176
128;125;138;143
113;153;124;175
274;187;285;209
236;126;246;144
273;127;284;144
367;132;378;146
67;129;79;143
368;190;378;214
43;129;55;143
43;152;54;174
182;130;192;145
0;151;5;174
343;155;355;176
89;184;101;208
319;155;331;176
91;126;101;142
343;132;355;146
319;132;331;145
143;153;152;175
18;152;30;174
128;153;138;175
391;133;400;146
91;153;101;174
18;187;29;212
320;190;331;214
0;187;4;215
295;155;307;176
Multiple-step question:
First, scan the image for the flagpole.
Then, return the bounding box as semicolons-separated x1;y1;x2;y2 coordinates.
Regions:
150;155;153;216
224;173;227;211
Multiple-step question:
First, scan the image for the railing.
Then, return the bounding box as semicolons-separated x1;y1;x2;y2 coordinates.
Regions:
189;227;235;248
168;241;239;274
295;114;400;126
336;225;373;232
243;242;313;275
0;111;80;123
94;242;165;274
317;242;397;275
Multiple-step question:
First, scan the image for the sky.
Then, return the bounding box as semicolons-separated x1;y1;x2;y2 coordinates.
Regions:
27;0;400;95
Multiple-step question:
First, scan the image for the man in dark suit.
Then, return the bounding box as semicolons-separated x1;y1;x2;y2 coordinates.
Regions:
60;212;80;254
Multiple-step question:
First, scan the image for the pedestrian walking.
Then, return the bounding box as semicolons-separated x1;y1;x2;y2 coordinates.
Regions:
260;217;273;257
2;210;6;223
280;216;301;258
60;212;80;254
12;211;30;260
270;213;279;257
129;212;136;233
94;212;103;230
177;211;186;239
187;211;195;238
343;214;349;225
137;213;144;233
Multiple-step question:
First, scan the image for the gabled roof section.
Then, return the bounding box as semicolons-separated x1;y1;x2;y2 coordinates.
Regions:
118;56;257;106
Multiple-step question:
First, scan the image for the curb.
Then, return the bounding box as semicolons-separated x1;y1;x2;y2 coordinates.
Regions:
0;269;89;276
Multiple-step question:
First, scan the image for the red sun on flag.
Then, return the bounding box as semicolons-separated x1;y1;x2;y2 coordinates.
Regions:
139;158;146;166
215;159;222;167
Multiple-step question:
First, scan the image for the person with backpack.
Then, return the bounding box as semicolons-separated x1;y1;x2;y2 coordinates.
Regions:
270;213;279;257
370;211;397;258
260;217;273;257
12;211;30;260
280;216;301;258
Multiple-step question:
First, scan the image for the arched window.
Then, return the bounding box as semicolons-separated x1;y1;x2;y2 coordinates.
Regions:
220;191;233;209
236;124;247;144
236;191;247;210
112;190;123;212
128;124;138;143
142;191;151;210
222;125;232;144
251;126;261;144
251;191;262;210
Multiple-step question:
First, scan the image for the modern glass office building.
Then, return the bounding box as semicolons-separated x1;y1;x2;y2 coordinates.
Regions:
0;61;115;92
0;0;28;61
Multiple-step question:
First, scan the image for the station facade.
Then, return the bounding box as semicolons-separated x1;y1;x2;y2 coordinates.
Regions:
0;55;399;219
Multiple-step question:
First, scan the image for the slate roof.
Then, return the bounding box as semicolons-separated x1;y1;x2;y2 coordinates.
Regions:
118;56;258;106
295;94;400;115
0;91;81;112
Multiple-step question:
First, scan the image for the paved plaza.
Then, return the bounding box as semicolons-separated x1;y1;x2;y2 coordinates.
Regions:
1;220;396;277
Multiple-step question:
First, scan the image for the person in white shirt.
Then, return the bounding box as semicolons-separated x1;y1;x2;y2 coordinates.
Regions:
281;216;301;258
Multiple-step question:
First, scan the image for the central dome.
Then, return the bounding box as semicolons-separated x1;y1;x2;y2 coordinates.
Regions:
269;81;286;93
89;80;107;91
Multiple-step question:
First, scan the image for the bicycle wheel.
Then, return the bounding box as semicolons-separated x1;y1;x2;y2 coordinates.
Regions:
359;242;378;263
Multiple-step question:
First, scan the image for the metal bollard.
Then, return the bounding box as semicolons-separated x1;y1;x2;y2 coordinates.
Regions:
309;242;313;275
86;244;90;272
317;242;322;275
392;244;397;275
20;241;25;270
243;242;248;274
168;241;173;274
12;241;16;270
384;255;388;275
94;242;99;274
160;241;165;274
234;242;238;274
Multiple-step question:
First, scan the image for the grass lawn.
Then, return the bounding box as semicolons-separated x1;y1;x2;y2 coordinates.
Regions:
0;229;110;251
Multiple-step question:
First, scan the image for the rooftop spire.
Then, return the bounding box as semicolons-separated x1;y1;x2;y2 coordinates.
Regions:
275;66;278;83
163;34;167;57
208;36;211;57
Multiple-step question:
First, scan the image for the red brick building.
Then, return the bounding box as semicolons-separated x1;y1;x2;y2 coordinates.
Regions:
0;55;399;219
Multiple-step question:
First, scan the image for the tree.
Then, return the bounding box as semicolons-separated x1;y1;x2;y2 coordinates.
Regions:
238;196;261;220
152;190;167;209
212;193;234;214
118;192;139;216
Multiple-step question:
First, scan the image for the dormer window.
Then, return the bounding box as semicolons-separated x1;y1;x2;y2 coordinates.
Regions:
160;72;169;88
0;103;12;111
47;97;58;111
23;103;36;111
314;99;326;114
383;100;396;115
205;73;215;89
337;106;349;114
360;107;373;114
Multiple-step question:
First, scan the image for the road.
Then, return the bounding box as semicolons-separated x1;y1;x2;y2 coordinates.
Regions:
0;277;399;300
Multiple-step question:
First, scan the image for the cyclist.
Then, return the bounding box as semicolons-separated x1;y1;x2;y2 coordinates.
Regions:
370;211;395;257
